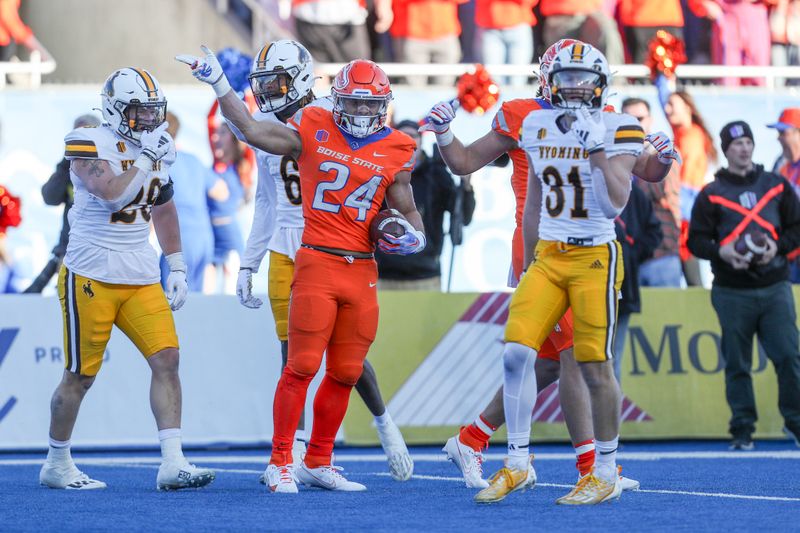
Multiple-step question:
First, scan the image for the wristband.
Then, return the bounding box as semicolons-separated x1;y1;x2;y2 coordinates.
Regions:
435;129;454;147
213;76;232;98
166;252;186;273
133;153;154;173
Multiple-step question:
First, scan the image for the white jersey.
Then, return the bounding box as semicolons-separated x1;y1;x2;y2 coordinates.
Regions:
63;124;175;284
519;109;643;246
241;97;333;271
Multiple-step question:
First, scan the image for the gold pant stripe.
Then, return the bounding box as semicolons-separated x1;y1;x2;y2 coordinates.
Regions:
603;242;619;361
64;268;82;374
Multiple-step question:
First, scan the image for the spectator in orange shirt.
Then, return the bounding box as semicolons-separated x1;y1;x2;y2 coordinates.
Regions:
390;0;467;87
664;90;718;285
618;0;684;63
475;0;537;87
0;0;46;61
538;0;624;65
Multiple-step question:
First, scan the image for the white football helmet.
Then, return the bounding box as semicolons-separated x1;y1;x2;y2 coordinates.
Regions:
547;42;611;110
101;68;167;144
249;40;315;115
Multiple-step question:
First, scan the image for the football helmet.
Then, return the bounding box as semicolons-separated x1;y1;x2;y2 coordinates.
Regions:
101;68;167;144
331;60;392;138
548;42;611;110
538;38;579;102
249;40;315;114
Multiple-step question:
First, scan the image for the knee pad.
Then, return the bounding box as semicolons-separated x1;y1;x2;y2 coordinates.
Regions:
327;362;364;387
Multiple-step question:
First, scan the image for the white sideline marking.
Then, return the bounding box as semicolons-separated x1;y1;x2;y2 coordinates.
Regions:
3;450;800;466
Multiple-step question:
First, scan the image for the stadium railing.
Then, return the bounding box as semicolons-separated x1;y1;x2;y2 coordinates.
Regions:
0;50;56;90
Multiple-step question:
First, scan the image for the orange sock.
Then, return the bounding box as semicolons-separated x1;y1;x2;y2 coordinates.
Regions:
270;368;313;466
304;375;354;468
574;439;595;476
459;415;497;451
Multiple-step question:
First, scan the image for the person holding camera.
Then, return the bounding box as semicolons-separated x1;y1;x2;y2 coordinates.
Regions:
688;120;800;451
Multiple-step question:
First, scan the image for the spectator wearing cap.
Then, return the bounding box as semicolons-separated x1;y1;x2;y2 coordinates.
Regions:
688;120;800;451
376;119;475;290
768;108;800;281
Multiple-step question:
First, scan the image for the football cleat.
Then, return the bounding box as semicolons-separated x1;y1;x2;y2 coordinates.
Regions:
40;462;107;490
296;462;366;491
265;464;299;494
259;440;306;485
556;469;621;505
156;461;215;491
474;457;535;504
443;435;489;489
618;465;640;491
376;420;413;481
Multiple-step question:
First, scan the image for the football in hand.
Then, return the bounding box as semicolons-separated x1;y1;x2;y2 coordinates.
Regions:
370;209;407;244
734;229;769;263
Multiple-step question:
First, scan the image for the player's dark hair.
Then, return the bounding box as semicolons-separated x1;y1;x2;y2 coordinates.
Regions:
621;97;650;112
276;91;316;123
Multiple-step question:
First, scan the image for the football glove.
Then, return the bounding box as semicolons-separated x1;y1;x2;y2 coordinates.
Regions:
646;131;683;165
136;123;173;170
236;268;263;309
571;107;606;153
378;219;426;255
419;99;459;135
175;45;232;97
165;253;188;311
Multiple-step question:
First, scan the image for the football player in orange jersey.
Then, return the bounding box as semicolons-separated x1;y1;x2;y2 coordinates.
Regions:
429;39;680;492
178;47;425;493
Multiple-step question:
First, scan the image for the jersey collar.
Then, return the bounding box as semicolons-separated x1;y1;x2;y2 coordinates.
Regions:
337;125;393;150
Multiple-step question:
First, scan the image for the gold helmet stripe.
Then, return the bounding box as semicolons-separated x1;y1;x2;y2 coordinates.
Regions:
133;68;157;95
571;43;585;62
257;42;274;67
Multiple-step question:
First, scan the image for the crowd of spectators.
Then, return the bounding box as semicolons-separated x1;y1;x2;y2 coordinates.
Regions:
238;0;800;87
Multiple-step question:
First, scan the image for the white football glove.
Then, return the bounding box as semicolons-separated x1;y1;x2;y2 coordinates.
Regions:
236;268;263;309
377;218;426;255
419;99;459;135
571;107;606;153
175;45;232;97
136;123;173;170
165;253;188;311
646;130;683;165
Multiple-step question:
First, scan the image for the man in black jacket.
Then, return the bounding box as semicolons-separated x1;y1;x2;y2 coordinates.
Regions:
376;120;475;290
688;120;800;451
614;184;662;384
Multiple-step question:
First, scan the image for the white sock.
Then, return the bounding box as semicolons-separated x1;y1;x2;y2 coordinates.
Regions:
374;411;393;428
502;342;538;471
47;438;72;465
158;428;185;463
595;436;619;482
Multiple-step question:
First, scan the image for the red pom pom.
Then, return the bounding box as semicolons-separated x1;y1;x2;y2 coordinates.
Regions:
0;185;22;234
645;30;687;81
456;64;501;115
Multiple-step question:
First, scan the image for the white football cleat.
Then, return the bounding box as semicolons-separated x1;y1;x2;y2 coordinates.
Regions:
260;440;306;485
40;462;107;490
376;420;413;481
618;465;640;491
156;461;215;491
442;435;489;489
296;462;366;491
265;464;299;494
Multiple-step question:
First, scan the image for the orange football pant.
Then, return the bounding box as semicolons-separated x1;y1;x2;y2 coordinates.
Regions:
270;247;379;468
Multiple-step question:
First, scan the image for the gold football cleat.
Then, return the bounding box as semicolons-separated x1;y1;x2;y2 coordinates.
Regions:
474;457;534;504
556;469;622;505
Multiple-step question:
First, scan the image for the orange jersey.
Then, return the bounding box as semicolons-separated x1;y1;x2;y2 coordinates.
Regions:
288;106;416;252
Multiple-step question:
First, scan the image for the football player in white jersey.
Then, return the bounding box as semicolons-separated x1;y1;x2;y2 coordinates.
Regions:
39;68;215;491
234;40;413;484
474;43;643;505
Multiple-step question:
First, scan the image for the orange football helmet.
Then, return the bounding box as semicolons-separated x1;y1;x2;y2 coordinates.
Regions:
331;60;392;138
538;39;580;102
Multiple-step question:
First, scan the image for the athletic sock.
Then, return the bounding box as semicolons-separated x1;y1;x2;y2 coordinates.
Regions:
594;436;619;483
459;415;496;451
47;438;72;465
271;368;314;466
374;411;393;428
574;439;596;477
158;428;184;463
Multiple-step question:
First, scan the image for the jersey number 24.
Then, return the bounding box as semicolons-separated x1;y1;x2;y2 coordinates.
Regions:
312;161;383;222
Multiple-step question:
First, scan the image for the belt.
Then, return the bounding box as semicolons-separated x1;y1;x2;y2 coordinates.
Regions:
301;243;374;261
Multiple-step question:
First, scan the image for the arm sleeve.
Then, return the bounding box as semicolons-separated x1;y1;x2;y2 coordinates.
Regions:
777;177;800;255
153;178;174;206
687;188;720;260
41;158;71;206
240;151;277;272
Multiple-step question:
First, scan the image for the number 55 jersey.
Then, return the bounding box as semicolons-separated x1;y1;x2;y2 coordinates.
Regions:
63;124;176;285
519;109;643;244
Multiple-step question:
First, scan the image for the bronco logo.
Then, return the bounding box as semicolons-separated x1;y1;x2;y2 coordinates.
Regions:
83;280;94;298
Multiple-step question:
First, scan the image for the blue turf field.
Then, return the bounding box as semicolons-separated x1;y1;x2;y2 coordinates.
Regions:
3;441;799;532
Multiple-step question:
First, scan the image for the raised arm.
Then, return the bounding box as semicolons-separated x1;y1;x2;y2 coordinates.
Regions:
71;124;172;212
421;100;516;175
176;46;302;158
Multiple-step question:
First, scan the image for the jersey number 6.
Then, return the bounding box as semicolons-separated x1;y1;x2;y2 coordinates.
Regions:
312;161;383;222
